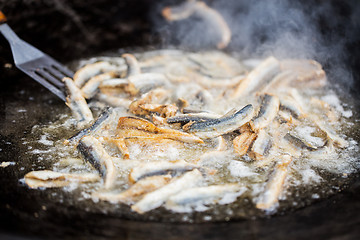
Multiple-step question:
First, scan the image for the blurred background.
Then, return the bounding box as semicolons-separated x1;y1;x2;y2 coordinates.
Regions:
0;0;359;92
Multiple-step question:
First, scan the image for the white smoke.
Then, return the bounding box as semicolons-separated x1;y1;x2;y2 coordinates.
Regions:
151;0;360;90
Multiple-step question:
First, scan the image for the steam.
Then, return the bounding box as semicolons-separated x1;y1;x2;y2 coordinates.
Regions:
151;0;359;89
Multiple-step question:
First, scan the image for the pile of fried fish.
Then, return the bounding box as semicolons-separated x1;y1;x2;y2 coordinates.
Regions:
24;0;352;215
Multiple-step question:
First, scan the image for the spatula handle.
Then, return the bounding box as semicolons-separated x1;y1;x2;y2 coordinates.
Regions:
0;14;45;65
0;11;23;44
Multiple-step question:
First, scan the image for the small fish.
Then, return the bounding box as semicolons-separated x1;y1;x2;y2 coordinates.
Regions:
97;93;132;108
73;61;119;88
253;154;277;169
195;74;245;88
279;94;305;119
77;136;116;189
139;103;178;118
308;114;348;148
128;73;169;94
306;143;337;161
194;88;214;107
92;175;171;204
211;136;227;151
122;53;141;77
102;137;130;159
117;129;161;139
309;97;339;123
280;59;327;87
188;51;245;79
182;108;215;114
99;78;129;88
260;71;297;93
285;90;347;148
24;170;100;189
277;110;297;124
99;77;138;96
139;55;186;73
162;1;231;49
0;162;15;168
232;57;280;98
137;49;185;59
81;71;118;99
252;93;280;130
117;116;204;144
249;129;272;160
131;88;170;110
193;2;231;49
288;88;307;109
196;136;228;166
165;72;190;83
131;169;204;214
123;137;185;159
63;77;94;128
285;89;347;148
151;115;169;127
289;125;326;150
65;107;113;145
175;98;189;113
162;0;197;21
165;184;246;212
167;112;221;125
233;131;257;157
256;154;292;211
276;137;302;159
183;104;254;139
129;159;200;183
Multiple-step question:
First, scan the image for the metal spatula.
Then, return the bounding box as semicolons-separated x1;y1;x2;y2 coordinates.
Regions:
0;11;73;101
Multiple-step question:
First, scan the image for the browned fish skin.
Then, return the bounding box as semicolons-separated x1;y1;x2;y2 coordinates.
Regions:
129;88;170;116
139;103;178;118
233;131;257;157
117;116;158;132
117;116;204;144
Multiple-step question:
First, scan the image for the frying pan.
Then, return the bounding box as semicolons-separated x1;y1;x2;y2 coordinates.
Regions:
1;0;360;239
